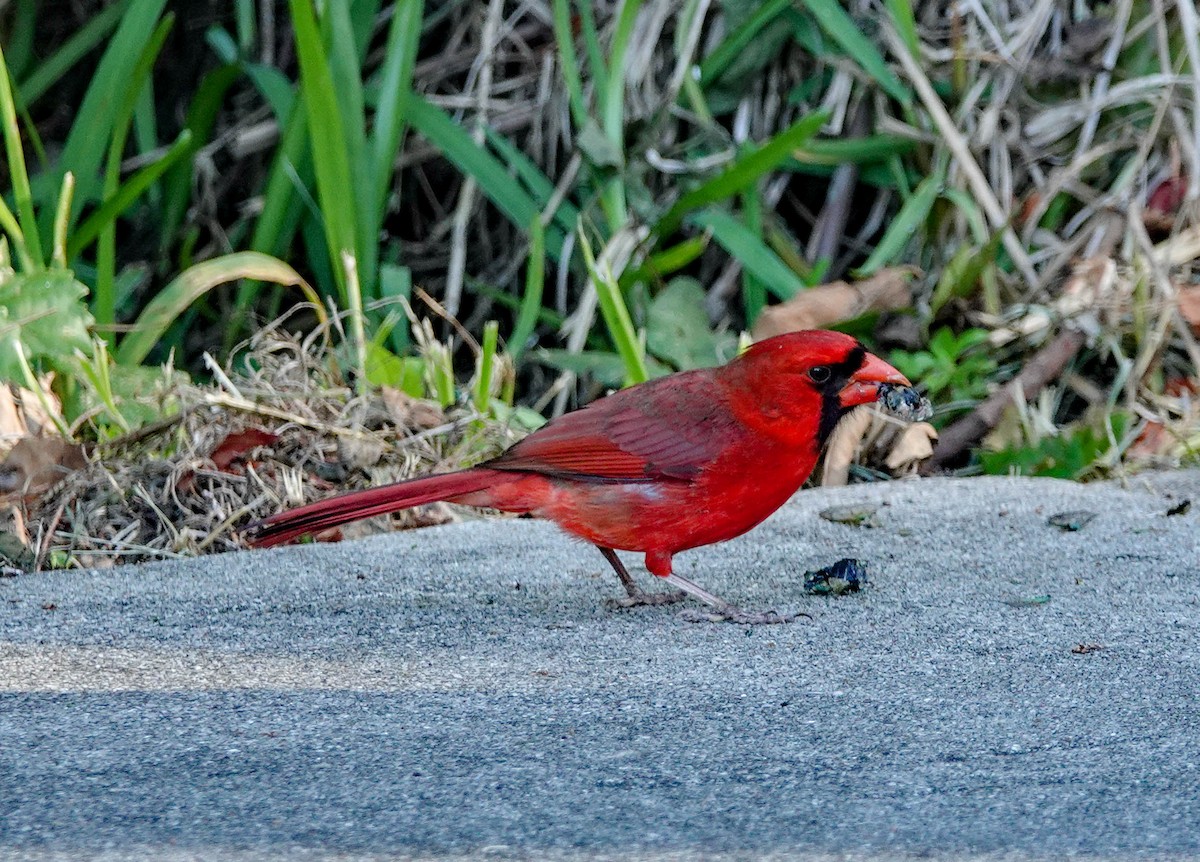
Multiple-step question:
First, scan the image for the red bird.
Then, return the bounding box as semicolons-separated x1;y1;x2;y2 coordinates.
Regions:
245;330;911;623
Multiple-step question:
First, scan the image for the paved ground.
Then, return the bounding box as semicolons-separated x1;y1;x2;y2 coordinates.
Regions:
2;473;1199;861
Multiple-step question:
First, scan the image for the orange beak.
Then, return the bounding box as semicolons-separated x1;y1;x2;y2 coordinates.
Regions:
838;352;910;409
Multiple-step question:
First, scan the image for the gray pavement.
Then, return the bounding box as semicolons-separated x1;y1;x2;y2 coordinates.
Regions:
2;473;1199;861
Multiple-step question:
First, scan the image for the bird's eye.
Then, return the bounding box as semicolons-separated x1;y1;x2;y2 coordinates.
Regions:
808;365;831;384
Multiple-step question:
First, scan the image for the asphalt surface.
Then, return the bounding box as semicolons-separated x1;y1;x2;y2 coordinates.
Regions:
2;472;1199;862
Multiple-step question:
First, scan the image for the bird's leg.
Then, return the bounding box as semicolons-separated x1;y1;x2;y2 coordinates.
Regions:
663;572;796;625
597;546;686;608
643;551;798;625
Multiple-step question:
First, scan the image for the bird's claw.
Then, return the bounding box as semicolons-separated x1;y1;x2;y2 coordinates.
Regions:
677;607;806;625
606;589;688;609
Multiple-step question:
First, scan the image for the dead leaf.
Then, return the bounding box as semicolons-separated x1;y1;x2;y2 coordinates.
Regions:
337;436;385;471
0;386;26;451
0;436;88;503
885;422;938;472
381;387;446;431
820;407;873;487
1048;510;1097;531
819;504;880;527
1178;285;1200;335
1145;175;1187;233
752;267;916;340
209;428;280;472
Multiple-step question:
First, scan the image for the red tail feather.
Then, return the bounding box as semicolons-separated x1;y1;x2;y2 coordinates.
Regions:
244;468;499;547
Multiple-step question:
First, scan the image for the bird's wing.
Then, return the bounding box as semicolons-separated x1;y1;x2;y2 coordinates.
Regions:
485;370;742;483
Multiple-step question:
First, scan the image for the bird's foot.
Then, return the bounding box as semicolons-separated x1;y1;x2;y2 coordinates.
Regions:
606;589;688;609
678;607;808;625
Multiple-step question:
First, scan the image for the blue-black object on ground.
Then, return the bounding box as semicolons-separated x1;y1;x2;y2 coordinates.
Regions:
803;557;869;595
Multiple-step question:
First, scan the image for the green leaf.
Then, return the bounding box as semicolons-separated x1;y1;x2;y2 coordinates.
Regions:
364;341;424;393
930;229;1004;315
690;208;806;300
576;118;623;168
0;270;93;379
646;277;735;370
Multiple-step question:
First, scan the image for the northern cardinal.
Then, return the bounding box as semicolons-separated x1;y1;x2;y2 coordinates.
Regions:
245;330;912;623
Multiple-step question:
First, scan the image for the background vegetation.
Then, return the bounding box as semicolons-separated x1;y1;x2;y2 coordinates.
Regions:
2;0;1199;564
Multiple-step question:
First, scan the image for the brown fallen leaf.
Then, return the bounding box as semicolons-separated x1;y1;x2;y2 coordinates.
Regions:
820;407;873;487
0;386;25;450
0;436;88;504
1178;285;1200;336
885;422;938;472
751;267;916;340
381;387;446;431
209;428;280;472
1145;175;1188;234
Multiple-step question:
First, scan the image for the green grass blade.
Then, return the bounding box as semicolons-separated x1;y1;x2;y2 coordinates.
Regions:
370;0;423;230
794;0;910;104
68;129;193;260
620;234;708;287
52;172;74;269
160;63;241;255
550;0;588;128
0;195;29;271
789;134;916;166
247;125;308;275
289;0;359;304
577;0;610;105
117;252;313;365
324;0;373;293
0;41;42;268
47;0;169;234
578;228;647;385
599;0;641;225
853;171;941;277
16;0;128;106
691;208;805;300
885;0;920;59
656;111;828;235
698;0;792;86
485;128;578;237
474;320;500;412
405;92;562;260
94;13;174;335
509;215;545;363
5;0;37;80
740;185;767;325
234;0;257;54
